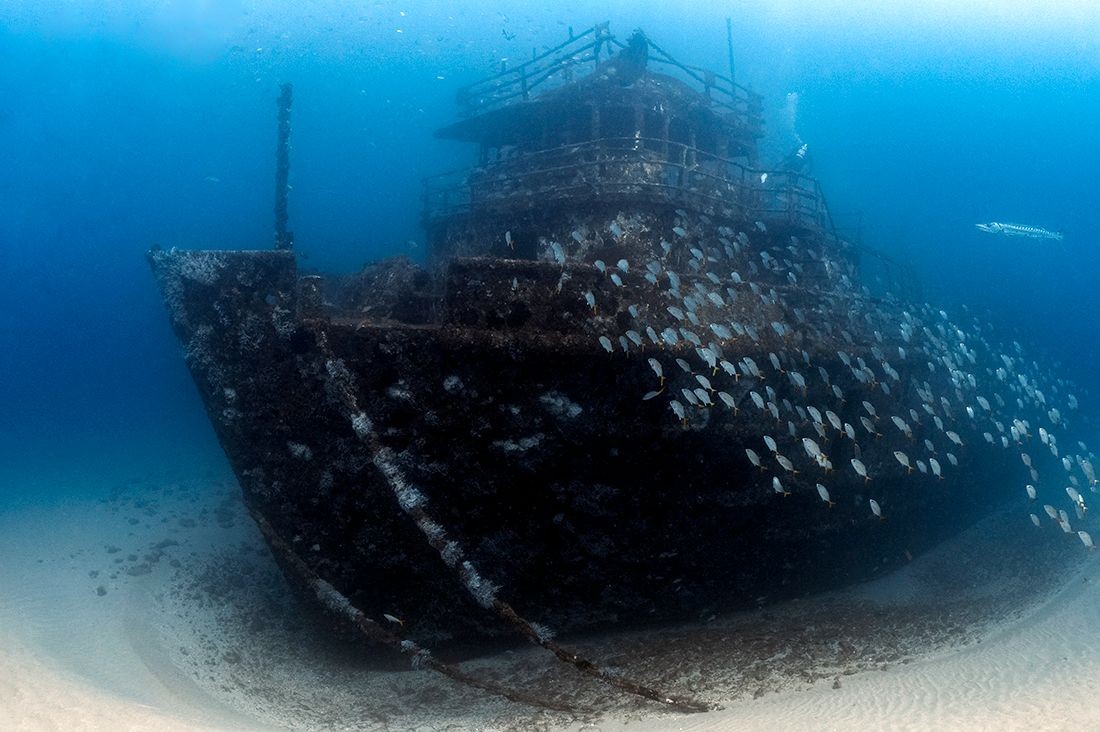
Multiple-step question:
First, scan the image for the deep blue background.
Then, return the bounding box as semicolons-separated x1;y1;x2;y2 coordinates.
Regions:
2;1;1097;494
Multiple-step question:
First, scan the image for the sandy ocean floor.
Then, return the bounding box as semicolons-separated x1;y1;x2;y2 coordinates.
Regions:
1;466;1097;731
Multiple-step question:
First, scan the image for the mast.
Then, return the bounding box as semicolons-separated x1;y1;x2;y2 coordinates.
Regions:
274;83;293;251
725;17;735;85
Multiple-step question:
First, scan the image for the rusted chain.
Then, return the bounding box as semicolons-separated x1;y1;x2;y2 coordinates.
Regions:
252;512;581;714
314;329;713;714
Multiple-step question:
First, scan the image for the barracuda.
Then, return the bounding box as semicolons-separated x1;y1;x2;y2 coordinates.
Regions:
975;221;1064;241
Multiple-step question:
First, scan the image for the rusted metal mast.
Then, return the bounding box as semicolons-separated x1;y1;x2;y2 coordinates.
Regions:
726;17;735;85
274;83;293;251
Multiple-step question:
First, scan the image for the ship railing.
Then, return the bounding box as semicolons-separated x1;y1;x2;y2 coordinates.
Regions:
423;137;837;240
607;35;762;130
830;211;863;249
455;23;613;117
453;23;763;138
856;243;923;301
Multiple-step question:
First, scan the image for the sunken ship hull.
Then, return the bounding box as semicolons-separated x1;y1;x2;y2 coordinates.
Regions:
149;236;1013;647
150;24;1029;649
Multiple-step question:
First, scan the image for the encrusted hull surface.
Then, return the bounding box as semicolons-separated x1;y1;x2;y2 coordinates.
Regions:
149;246;1022;649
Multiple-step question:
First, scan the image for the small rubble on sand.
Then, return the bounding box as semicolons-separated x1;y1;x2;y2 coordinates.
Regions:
73;474;1083;730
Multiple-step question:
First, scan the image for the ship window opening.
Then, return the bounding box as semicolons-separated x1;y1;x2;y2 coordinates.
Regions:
643;109;665;153
540;109;572;150
600;105;634;141
668;117;691;163
696;126;717;158
564;107;592;144
543;116;566;149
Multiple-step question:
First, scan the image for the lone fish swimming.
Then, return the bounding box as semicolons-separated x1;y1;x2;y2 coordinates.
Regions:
975;221;1063;241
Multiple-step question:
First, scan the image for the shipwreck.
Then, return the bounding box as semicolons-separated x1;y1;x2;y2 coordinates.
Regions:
148;22;1070;711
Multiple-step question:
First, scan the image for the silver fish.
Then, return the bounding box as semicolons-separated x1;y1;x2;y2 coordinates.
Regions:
975;221;1063;241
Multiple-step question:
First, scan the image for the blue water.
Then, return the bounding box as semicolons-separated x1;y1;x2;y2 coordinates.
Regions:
2;1;1097;495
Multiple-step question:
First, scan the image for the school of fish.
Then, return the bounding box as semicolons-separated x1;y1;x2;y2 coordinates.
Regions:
552;208;1094;552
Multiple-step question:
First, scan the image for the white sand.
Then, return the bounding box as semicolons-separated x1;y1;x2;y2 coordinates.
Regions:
0;631;229;732
0;497;259;731
2;478;1099;731
586;560;1100;731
